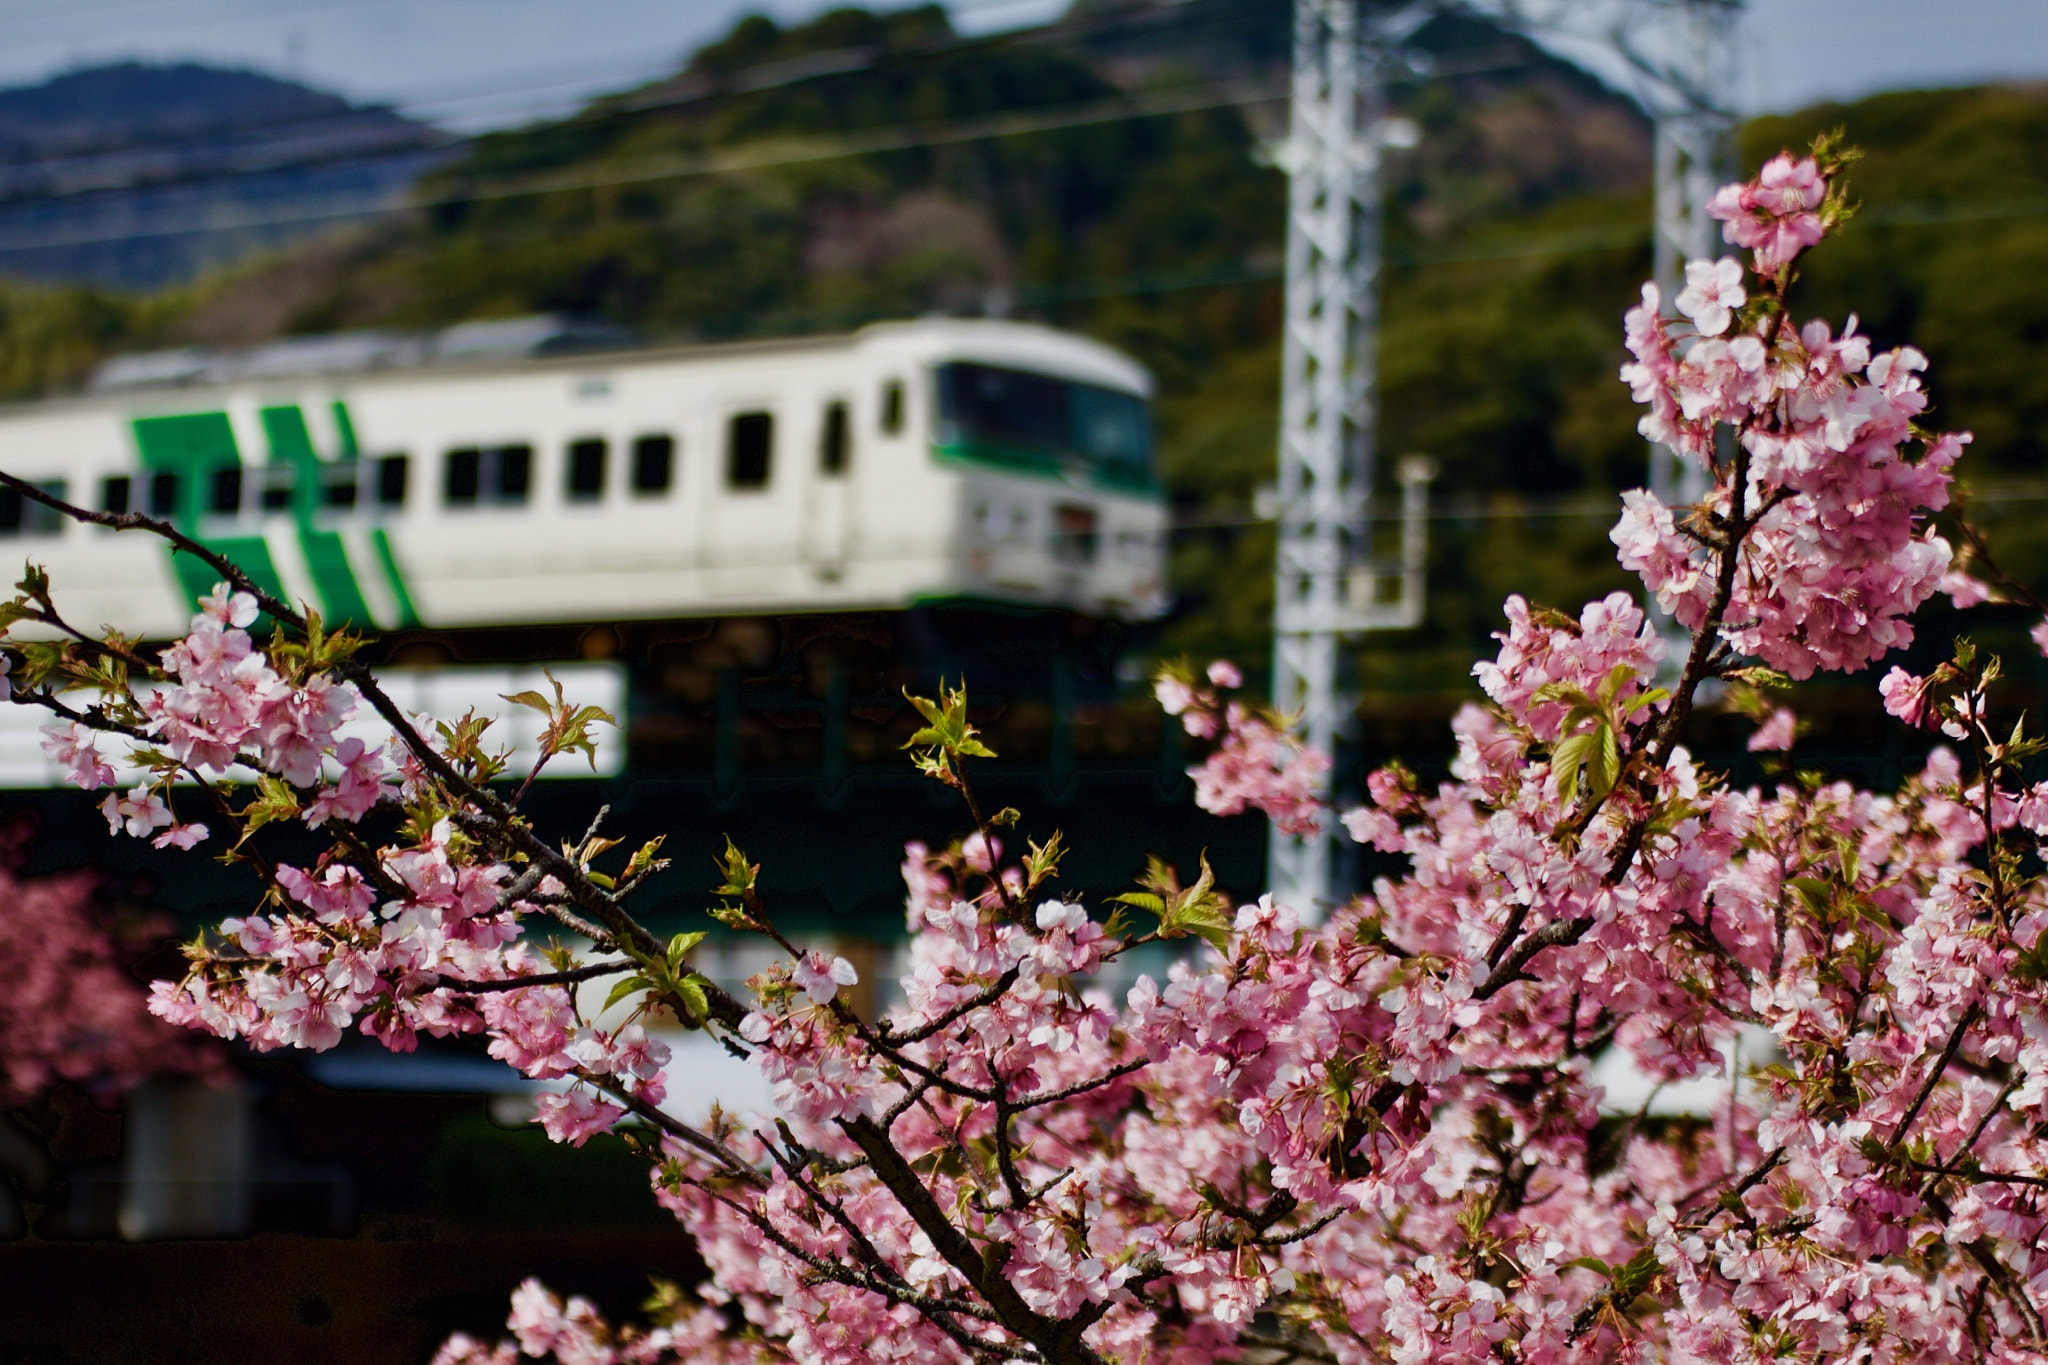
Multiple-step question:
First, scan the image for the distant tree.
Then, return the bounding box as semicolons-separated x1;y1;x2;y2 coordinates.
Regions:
0;816;218;1233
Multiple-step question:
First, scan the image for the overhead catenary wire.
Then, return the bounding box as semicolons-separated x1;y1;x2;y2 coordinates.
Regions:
0;35;1621;258
0;0;1266;187
0;78;1293;254
0;5;1544;236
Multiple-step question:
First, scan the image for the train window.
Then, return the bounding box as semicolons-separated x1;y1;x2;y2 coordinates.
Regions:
149;471;179;517
376;455;409;507
934;362;1155;489
494;444;532;504
820;400;850;476
101;475;131;515
567;438;606;501
260;466;293;513
880;380;904;435
727;411;773;490
210;465;243;516
0;482;67;537
449;446;531;507
323;464;359;510
444;448;481;505
631;435;673;495
31;483;64;534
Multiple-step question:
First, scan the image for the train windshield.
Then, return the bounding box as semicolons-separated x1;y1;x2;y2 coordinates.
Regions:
933;362;1153;490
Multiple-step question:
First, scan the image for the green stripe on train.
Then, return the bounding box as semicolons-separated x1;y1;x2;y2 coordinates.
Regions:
130;412;287;607
129;405;417;628
259;405;373;624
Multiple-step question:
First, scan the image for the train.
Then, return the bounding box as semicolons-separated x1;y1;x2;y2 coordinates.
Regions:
0;315;1170;641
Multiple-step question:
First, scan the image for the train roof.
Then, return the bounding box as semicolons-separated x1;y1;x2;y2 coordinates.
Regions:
68;314;1152;408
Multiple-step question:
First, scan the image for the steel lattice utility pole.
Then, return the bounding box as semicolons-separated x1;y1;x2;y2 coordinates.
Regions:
1471;0;1742;655
1645;0;1740;523
1271;0;1433;917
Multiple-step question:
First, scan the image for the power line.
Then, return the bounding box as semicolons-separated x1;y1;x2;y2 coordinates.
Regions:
0;37;1557;254
0;79;1289;254
0;9;1545;249
0;0;1226;184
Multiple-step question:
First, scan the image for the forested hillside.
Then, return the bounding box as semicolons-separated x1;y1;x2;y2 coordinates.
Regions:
0;3;2040;699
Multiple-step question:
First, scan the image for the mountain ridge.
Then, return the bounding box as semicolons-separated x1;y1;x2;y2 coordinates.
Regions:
0;61;447;288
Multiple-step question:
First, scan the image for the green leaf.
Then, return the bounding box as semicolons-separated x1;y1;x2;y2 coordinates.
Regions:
1592;721;1621;799
1552;731;1595;804
505;671;616;771
1156;852;1233;950
1598;662;1639;705
626;836;669;881
1110;852;1233;949
238;775;301;842
605;974;652;1015
1023;830;1065;889
17;562;49;604
1787;877;1832;914
900;679;997;776
667;931;706;971
714;837;757;898
1723;665;1792;690
1530;681;1595;711
671;974;709;1024
1612;1246;1663;1298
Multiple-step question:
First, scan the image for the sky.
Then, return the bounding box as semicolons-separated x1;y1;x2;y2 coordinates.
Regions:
0;0;2032;130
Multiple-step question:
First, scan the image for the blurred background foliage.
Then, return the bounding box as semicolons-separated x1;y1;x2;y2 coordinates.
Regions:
0;2;2039;701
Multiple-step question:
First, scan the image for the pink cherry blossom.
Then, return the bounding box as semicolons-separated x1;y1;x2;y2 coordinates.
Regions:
198;583;259;629
1940;569;1993;608
1880;666;1936;728
534;1088;624;1147
100;785;171;838
42;721;115;790
1674;256;1745;335
151;822;209;850
1747;706;1796;752
1707;153;1828;270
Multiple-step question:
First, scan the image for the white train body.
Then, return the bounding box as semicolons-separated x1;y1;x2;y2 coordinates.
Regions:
0;318;1168;639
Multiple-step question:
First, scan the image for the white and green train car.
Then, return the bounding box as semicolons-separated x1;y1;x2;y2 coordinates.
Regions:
0;316;1169;641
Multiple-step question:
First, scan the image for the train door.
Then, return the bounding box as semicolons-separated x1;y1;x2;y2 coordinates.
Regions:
803;395;854;580
702;397;793;602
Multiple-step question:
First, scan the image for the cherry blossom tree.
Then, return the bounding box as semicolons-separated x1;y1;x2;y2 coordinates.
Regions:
7;138;2048;1362
0;814;218;1234
0;826;215;1112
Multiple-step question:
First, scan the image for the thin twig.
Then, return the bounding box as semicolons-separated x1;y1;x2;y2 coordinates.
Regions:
1891;1001;1982;1148
437;960;635;994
